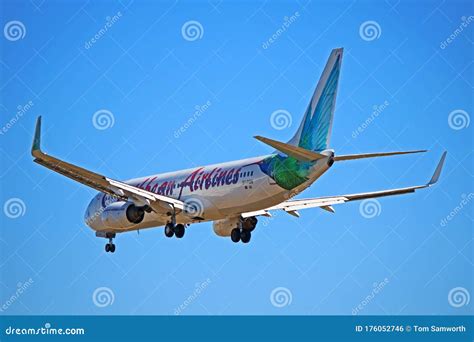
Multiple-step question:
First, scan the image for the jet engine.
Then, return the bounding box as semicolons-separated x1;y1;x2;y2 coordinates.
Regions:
100;201;146;229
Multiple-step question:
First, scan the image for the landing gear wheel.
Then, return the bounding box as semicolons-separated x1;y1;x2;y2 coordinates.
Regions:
231;228;241;243
240;230;251;243
174;224;185;238
165;223;175;238
105;243;116;253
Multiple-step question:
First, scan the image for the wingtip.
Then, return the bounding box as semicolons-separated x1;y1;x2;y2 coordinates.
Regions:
31;116;42;156
428;151;447;186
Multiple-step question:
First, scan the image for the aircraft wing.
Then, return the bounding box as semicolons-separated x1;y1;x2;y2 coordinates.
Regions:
242;151;447;218
31;116;184;212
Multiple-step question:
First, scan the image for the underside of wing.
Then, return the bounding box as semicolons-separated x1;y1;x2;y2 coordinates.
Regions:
242;151;447;218
31;116;183;213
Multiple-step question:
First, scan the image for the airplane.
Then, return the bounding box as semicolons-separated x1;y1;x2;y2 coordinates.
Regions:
31;48;447;253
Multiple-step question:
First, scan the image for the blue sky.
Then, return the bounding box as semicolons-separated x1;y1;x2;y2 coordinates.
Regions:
0;0;472;315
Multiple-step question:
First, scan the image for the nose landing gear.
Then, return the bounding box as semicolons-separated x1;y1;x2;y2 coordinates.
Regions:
105;241;116;253
105;236;116;253
96;232;117;253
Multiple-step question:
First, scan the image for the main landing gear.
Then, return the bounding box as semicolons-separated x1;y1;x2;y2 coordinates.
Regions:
231;228;252;244
164;222;185;239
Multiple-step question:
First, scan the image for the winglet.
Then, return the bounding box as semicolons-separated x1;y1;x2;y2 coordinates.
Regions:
428;151;447;186
31;116;42;157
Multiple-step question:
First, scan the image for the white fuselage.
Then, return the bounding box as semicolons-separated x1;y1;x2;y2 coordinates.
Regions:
84;154;332;233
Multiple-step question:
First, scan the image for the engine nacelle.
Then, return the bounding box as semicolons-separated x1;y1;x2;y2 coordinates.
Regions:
100;201;145;229
213;216;258;237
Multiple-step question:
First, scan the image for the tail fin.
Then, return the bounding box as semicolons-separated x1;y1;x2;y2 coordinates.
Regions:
288;48;343;152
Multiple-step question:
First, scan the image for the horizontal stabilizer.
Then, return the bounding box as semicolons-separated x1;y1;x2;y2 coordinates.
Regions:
254;136;327;162
334;150;427;161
